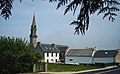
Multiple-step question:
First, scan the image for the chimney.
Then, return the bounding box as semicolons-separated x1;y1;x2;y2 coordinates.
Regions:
51;44;55;46
37;42;41;45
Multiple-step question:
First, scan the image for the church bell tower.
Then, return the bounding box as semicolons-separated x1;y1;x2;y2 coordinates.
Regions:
29;14;37;48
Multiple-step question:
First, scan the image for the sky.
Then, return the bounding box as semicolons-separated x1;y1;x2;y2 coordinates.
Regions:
0;0;120;49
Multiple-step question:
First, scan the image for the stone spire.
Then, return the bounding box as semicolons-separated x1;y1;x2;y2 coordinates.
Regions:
29;14;37;48
32;13;36;27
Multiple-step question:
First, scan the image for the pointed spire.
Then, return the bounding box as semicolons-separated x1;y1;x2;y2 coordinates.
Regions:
29;13;37;49
32;13;36;26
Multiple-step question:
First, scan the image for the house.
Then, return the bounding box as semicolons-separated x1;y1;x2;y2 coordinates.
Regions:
93;50;118;64
65;48;95;65
35;42;60;63
115;49;120;63
56;45;69;63
29;14;69;63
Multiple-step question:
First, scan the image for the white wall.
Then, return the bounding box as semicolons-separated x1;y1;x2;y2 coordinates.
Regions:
65;56;93;65
93;58;114;63
44;53;59;63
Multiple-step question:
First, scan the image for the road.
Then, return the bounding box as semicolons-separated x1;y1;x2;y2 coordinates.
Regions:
76;66;120;74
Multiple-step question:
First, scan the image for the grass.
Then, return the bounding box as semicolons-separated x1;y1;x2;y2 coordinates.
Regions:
47;63;99;72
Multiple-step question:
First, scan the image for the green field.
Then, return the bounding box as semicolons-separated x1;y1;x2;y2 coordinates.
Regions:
47;63;99;72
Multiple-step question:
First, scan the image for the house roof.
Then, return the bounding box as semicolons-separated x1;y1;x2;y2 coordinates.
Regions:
35;42;60;53
56;45;69;52
66;48;94;57
117;49;120;51
93;50;118;58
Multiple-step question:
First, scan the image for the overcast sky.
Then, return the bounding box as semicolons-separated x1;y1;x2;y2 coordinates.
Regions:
0;0;120;49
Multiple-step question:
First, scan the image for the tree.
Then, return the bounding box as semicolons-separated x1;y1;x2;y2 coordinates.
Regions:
0;0;120;35
50;0;120;35
0;36;41;74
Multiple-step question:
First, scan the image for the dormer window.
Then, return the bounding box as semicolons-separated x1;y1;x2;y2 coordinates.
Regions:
52;47;55;50
105;52;108;55
45;47;48;50
49;47;51;50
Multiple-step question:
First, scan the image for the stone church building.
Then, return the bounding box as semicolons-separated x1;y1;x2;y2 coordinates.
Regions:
29;14;69;63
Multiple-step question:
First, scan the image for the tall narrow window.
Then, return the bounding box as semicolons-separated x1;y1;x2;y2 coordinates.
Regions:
47;53;49;57
56;59;58;62
56;53;57;57
51;53;53;57
47;59;49;62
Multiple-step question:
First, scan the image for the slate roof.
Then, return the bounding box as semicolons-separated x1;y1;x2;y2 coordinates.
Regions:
94;50;118;58
35;42;60;53
117;49;120;51
66;48;94;57
56;45;69;52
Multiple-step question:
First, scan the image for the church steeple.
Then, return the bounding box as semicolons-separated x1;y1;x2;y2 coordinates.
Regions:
32;14;36;27
29;14;37;48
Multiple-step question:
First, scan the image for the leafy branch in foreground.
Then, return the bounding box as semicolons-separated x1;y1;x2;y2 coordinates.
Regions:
0;0;120;35
0;0;33;20
50;0;120;35
0;0;13;20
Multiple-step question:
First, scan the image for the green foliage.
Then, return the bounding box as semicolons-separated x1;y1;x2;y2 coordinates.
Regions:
0;0;33;20
0;0;13;20
0;36;41;74
50;0;120;35
0;0;120;35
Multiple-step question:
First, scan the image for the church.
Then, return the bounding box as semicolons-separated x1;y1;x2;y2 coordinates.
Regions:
29;14;69;63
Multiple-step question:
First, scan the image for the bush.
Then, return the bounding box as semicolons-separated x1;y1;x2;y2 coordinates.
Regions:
0;36;41;74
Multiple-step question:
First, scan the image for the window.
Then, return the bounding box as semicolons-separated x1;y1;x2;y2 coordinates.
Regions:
52;47;55;50
49;47;51;50
56;53;57;57
47;59;49;62
45;47;48;50
56;59;58;62
51;59;53;61
51;53;53;57
69;59;73;61
105;52;108;55
47;53;49;57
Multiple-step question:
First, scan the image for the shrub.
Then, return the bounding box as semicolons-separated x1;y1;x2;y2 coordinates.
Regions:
0;36;41;74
